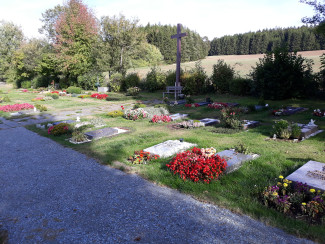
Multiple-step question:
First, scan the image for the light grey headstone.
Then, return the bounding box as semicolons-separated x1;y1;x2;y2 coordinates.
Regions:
199;118;220;126
216;149;259;173
98;87;108;93
170;113;188;121
286;161;325;191
144;140;197;158
85;127;118;140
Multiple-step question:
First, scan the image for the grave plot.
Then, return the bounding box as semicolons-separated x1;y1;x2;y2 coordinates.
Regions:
286;160;325;191
313;109;325;117
84;127;128;140
272;106;308;116
242;120;260;130
144;140;197;158
199;118;220;126
216;149;259;173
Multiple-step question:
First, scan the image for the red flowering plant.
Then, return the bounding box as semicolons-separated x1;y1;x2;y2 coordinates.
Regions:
128;150;160;164
208;102;228;109
51;91;59;94
90;93;108;99
151;115;172;123
185;103;200;108
48;123;71;136
166;147;227;183
0;103;34;112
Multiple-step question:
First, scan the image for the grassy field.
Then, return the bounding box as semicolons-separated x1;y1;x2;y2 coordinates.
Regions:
128;50;325;79
2;81;325;241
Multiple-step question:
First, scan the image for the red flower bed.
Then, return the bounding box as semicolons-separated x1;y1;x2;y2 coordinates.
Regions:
91;93;108;99
151;115;172;123
0;103;34;112
208;102;228;109
51;91;59;94
185;103;200;107
166;147;227;183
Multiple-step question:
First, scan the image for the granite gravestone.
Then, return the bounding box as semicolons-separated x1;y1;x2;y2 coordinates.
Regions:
199;118;220;126
286;161;325;191
216;149;259;173
170;113;188;121
144;140;196;158
85;127;127;140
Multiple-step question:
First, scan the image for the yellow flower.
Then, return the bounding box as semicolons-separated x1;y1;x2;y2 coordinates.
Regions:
283;183;288;188
279;175;284;179
310;189;316;193
277;182;282;186
283;179;288;183
317;190;321;193
302;202;306;206
288;181;292;184
272;192;278;196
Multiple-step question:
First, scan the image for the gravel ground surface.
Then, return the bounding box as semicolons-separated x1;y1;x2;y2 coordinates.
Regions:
0;126;314;243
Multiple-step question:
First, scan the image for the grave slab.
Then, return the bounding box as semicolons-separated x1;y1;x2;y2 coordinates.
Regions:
216;149;259;173
199;118;220;126
84;127;127;140
170;113;188;121
196;102;211;106
226;102;240;107
242;120;260;130
144;140;197;158
286;161;325;191
298;124;319;138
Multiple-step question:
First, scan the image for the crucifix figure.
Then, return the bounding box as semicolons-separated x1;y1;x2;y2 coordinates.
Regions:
171;23;187;100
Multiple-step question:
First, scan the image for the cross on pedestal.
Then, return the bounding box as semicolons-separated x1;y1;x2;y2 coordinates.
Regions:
171;23;187;101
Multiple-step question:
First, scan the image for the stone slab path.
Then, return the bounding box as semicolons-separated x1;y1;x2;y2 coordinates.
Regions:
0;126;314;243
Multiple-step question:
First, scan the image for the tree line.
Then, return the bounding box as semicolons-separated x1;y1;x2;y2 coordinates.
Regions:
209;26;325;56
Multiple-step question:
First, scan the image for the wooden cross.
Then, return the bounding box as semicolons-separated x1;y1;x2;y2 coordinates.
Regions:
171;24;187;90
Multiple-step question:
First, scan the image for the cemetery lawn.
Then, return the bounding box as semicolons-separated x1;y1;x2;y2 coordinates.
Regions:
25;92;325;242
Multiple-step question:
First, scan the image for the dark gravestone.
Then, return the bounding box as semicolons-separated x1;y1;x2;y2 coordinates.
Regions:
226;103;240;107
196;102;211;106
283;107;307;115
199;118;220;126
85;127;118;140
242;120;261;130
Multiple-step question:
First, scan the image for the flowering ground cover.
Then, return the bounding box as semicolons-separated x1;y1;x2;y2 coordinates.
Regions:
0;103;34;112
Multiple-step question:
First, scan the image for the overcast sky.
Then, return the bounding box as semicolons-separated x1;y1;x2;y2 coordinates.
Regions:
0;0;316;40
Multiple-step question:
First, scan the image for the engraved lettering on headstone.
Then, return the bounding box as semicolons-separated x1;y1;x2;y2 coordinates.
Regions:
306;170;325;181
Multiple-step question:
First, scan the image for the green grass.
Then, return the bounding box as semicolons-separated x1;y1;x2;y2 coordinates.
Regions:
128;50;324;79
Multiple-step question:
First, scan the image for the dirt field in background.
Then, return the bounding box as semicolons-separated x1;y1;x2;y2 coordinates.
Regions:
129;50;325;79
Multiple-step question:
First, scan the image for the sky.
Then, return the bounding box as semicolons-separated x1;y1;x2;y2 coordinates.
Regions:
0;0;316;40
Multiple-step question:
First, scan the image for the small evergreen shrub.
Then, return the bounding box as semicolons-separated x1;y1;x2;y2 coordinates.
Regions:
34;104;48;112
273;120;290;139
121;73;140;91
71;131;88;142
109;73;123;92
107;110;124;117
145;67;167;91
126;87;140;96
21;81;31;89
45;93;59;99
235;143;249;154
211;60;234;93
229;78;252;96
66;86;82;94
133;103;147;109
291;123;302;139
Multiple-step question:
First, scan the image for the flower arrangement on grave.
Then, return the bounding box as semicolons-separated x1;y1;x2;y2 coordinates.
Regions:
151;115;172;123
128;150;160;164
48;123;72;136
31;97;44;101
0;103;34;112
70;130;89;143
21;89;28;93
313;109;325;117
208;102;228;109
123;108;148;121
185;103;200;108
51;91;59;94
166;147;227;183
178;120;205;129
90;93;108;99
262;175;325;223
272;109;285;116
220;107;243;129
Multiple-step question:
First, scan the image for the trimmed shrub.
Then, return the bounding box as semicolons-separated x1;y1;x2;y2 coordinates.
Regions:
121;73;140;91
45;93;59;99
109;73;123;92
229;78;252;96
291;123;301;139
21;81;31;89
126;87;140;96
211;60;234;93
34;104;47;112
107;110;124;117
66;86;82;94
273;120;290;139
145;67;167;91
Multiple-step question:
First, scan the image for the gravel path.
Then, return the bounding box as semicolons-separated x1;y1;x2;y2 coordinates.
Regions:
0;127;314;243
